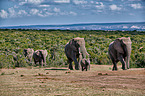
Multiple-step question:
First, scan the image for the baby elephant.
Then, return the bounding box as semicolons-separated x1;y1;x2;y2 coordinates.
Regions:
80;58;90;71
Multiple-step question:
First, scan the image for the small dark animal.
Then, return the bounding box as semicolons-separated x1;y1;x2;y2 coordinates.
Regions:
81;58;90;71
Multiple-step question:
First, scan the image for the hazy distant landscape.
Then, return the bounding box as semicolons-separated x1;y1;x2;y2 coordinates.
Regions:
1;22;145;31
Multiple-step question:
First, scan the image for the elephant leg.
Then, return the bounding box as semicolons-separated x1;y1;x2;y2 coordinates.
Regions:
71;54;79;70
85;65;88;71
41;60;43;67
39;60;43;67
112;61;117;71
73;58;79;70
109;52;117;71
69;60;73;70
82;67;84;71
34;59;37;64
118;55;126;70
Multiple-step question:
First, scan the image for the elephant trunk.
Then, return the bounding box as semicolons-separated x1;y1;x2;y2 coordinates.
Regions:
122;37;132;69
74;37;90;67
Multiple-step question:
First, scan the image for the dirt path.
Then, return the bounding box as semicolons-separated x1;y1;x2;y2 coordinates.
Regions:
0;65;145;96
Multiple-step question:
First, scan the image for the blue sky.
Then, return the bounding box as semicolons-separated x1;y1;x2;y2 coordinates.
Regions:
0;0;145;26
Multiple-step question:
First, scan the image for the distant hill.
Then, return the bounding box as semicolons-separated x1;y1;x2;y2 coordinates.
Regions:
0;22;145;31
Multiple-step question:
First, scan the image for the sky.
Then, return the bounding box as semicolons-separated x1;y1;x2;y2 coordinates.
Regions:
0;0;145;26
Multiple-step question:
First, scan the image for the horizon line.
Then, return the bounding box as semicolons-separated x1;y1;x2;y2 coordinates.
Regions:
0;21;145;27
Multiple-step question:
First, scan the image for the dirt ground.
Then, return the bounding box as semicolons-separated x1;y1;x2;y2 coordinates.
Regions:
0;65;145;96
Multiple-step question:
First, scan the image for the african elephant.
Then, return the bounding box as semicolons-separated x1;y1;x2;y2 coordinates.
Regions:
23;48;34;63
33;50;48;67
65;37;90;70
108;37;132;71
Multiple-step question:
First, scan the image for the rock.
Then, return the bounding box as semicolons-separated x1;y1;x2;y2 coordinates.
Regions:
65;71;71;74
98;73;102;75
20;75;24;77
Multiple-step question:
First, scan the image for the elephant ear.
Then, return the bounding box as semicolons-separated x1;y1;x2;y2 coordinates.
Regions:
113;38;124;54
69;39;78;51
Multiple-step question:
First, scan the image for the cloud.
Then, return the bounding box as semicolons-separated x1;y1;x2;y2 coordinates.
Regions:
54;0;70;3
39;5;50;7
130;3;142;9
109;4;121;10
8;7;16;17
30;9;39;15
27;0;44;4
95;2;105;9
69;11;77;16
19;0;44;5
54;7;60;12
18;10;28;16
0;10;8;18
73;0;87;4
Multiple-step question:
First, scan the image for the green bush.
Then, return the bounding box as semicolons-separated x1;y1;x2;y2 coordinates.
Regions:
0;29;144;68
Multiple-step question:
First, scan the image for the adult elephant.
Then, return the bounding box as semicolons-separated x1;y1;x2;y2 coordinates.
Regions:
23;48;34;63
33;50;48;67
65;37;90;70
108;37;132;71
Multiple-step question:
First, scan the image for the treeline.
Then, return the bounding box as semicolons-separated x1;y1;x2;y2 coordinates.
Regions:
0;29;144;68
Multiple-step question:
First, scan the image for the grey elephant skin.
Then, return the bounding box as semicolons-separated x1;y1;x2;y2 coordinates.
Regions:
33;50;48;67
65;37;90;70
80;58;90;71
23;48;34;63
108;37;132;70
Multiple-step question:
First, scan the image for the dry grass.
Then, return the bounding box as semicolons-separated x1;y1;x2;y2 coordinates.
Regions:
0;65;145;96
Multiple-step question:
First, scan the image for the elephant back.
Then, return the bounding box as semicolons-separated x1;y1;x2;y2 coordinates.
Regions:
120;37;132;45
73;37;85;46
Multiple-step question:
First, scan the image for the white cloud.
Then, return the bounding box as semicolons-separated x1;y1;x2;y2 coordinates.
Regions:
27;0;43;4
18;10;28;16
90;1;94;4
69;11;77;16
73;0;87;4
54;7;60;12
39;5;50;7
130;3;142;9
19;0;43;5
109;4;121;10
128;0;141;1
30;9;39;15
95;2;105;9
8;7;16;17
19;1;27;5
0;10;8;18
54;0;70;3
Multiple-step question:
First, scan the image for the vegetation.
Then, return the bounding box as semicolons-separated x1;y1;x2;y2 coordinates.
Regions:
0;29;144;68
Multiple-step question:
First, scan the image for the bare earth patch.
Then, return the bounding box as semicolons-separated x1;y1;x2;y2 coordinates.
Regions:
0;65;145;96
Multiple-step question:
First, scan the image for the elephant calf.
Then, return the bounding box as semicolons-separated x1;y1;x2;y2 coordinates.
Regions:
33;50;48;67
80;58;90;71
108;37;132;71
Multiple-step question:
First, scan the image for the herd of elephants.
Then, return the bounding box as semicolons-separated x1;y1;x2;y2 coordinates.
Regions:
22;37;132;71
